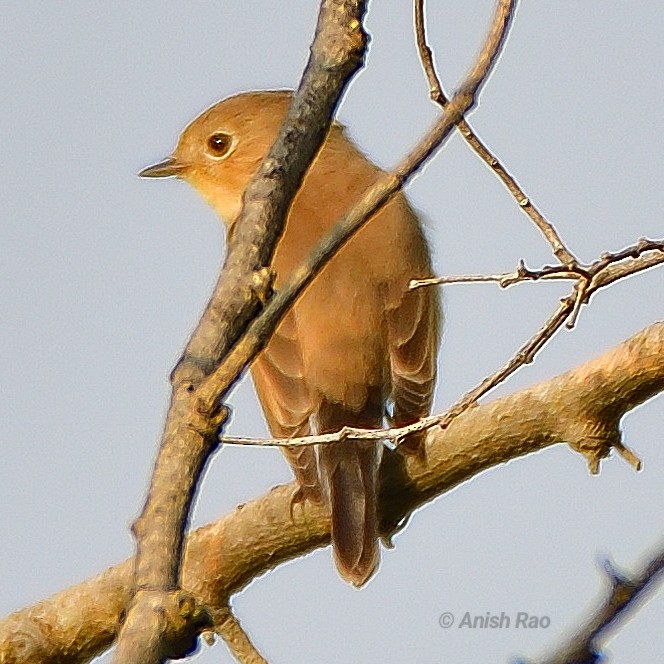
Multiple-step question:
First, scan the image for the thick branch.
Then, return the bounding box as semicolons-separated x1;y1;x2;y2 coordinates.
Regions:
114;2;370;663
2;324;662;664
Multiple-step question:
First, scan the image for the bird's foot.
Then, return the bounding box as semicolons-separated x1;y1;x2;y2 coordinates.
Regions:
288;483;322;520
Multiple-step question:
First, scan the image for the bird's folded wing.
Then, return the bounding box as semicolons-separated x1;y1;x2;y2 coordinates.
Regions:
251;311;320;498
385;283;440;453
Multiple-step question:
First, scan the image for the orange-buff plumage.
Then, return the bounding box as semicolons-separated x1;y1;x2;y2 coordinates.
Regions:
140;91;440;586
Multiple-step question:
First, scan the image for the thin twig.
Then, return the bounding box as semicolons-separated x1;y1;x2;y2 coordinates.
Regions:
413;0;445;105
221;295;572;448
528;543;664;664
220;242;663;449
197;0;518;410
214;607;268;664
413;0;576;265
410;260;581;289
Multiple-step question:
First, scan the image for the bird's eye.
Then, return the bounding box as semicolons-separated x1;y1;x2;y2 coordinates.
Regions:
205;132;234;158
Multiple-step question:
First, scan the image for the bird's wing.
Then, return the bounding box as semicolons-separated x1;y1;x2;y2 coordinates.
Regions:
251;311;320;499
385;281;440;454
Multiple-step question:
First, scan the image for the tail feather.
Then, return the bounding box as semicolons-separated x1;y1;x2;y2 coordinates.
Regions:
317;397;382;587
320;440;379;586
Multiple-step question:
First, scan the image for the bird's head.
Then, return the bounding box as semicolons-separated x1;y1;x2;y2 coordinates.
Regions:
139;90;293;226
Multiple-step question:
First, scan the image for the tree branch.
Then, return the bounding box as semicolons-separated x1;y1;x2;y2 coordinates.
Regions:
526;543;664;664
414;0;576;265
1;324;661;664
115;2;370;663
114;6;518;655
218;239;663;452
214;607;268;664
195;0;517;411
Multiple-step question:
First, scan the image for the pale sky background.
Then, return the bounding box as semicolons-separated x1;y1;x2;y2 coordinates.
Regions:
1;2;663;662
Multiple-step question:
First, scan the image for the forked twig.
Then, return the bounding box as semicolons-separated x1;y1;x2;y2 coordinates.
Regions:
414;0;576;266
220;240;662;455
527;544;664;664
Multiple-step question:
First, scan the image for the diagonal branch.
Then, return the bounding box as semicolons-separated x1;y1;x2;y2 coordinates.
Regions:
114;3;371;663
195;0;517;411
527;543;664;664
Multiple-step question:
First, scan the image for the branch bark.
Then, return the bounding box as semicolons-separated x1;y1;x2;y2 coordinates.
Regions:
2;323;662;664
115;1;516;661
114;2;370;663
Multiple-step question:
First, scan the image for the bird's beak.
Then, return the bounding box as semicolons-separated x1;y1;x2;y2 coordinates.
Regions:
138;157;188;179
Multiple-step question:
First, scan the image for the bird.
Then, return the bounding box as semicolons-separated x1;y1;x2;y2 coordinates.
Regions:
139;90;440;587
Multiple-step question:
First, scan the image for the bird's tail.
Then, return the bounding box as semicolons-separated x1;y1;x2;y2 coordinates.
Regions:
317;399;381;587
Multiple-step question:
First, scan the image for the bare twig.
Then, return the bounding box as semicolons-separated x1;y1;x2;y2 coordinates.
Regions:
220;296;575;450
220;243;662;452
425;239;663;439
413;0;445;105
410;259;581;289
413;0;576;265
526;543;664;664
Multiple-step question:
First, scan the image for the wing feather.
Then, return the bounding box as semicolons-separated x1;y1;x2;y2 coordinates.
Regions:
251;312;320;499
386;283;440;453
